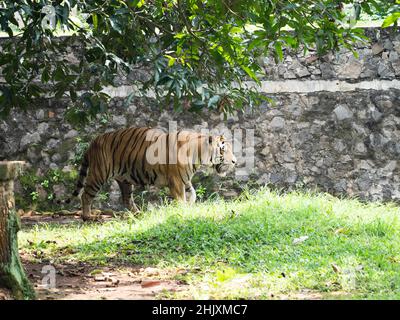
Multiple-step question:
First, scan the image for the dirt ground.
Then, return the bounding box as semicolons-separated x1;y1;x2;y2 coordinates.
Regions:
19;212;189;300
0;288;13;300
23;261;188;300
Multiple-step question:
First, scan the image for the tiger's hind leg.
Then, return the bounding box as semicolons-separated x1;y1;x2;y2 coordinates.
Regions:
116;179;139;213
169;178;186;202
185;183;196;204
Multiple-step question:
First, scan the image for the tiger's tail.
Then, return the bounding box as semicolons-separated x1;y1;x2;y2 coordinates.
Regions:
65;152;89;204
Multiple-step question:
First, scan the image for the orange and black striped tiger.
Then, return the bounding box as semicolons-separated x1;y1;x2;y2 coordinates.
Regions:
71;127;237;221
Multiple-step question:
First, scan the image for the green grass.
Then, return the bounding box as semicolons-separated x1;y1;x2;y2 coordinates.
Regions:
19;188;400;299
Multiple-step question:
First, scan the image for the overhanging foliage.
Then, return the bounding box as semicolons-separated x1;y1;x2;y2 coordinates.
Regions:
0;0;399;123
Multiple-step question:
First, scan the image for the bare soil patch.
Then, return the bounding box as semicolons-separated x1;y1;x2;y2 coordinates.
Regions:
23;261;188;300
20;213;188;300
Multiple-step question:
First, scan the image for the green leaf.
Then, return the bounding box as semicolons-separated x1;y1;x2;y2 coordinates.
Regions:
241;65;258;82
70;88;77;102
41;67;50;83
382;13;400;28
164;55;176;67
110;16;123;34
208;95;220;108
53;66;65;81
92;13;98;30
274;41;284;61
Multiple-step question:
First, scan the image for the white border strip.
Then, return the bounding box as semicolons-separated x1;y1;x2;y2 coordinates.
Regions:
102;79;400;98
252;79;400;93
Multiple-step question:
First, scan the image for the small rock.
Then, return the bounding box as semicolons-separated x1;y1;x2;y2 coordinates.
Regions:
370;108;383;122
305;55;319;64
293;236;309;245
51;153;61;162
331;263;341;273
36;109;45;120
106;277;120;287
46;139;59;149
391;60;400;76
270;117;286;131
333;140;346;152
127;105;137;114
283;71;296;79
320;62;335;79
141;280;162;288
311;68;322;76
375;98;393;109
20;132;41;149
112;115;127;127
393;41;400;53
294;64;311;77
53;184;66;199
94;276;106;281
383;39;394;51
371;43;384;55
37;122;49;136
260;146;270;157
143;267;159;276
354;142;367;155
333;104;353;121
49;163;58;170
338;60;363;79
377;62;395;79
65;130;78;139
382;51;390;60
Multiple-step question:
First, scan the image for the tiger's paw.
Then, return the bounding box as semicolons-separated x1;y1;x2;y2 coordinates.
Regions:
130;209;141;216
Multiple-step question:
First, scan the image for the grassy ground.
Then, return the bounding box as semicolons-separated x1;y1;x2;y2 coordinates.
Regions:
19;188;400;299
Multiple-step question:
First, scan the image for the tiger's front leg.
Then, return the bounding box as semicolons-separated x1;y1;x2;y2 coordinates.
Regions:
81;175;105;221
81;191;94;221
81;189;100;222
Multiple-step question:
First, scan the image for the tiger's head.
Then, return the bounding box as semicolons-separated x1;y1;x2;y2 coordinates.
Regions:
207;135;237;176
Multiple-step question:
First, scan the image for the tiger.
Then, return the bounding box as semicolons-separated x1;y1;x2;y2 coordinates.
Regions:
71;127;237;221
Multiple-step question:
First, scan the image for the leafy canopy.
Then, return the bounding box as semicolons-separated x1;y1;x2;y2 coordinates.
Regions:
0;0;399;123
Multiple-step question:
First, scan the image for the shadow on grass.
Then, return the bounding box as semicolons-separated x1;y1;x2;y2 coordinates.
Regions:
66;204;390;274
20;192;400;297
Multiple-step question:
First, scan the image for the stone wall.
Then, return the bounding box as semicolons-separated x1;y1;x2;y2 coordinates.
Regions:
1;27;400;209
259;28;400;81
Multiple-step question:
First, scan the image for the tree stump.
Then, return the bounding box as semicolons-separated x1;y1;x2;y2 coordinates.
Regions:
0;161;35;299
